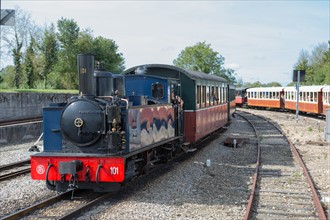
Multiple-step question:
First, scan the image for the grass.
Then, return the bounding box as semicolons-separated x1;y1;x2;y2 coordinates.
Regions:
307;127;313;132
0;89;77;94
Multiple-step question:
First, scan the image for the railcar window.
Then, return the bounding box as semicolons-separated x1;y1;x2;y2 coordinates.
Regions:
152;83;164;100
313;92;317;102
324;92;329;104
211;86;214;106
215;86;219;105
224;84;227;103
202;86;206;108
206;86;210;107
197;85;201;108
315;92;318;102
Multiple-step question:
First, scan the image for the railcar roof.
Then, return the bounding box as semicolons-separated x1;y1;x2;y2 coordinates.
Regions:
284;85;328;92
236;87;248;91
321;85;330;92
246;87;284;92
123;64;227;83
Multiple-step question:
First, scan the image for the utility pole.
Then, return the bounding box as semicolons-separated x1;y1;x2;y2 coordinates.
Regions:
293;70;306;123
296;71;300;123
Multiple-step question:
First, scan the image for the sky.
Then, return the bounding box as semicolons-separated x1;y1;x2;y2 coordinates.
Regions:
1;0;329;86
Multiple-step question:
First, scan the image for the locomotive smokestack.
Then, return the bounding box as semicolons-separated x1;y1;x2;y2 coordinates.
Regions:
77;54;94;96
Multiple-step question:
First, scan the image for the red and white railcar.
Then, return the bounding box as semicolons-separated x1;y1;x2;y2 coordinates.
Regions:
322;85;330;115
235;87;248;107
284;86;325;115
246;87;284;109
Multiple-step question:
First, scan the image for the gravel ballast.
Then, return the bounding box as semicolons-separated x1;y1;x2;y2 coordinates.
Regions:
0;109;329;219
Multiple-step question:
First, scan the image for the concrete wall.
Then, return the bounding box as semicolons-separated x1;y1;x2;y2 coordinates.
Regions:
0;92;73;146
0;122;42;146
0;92;72;121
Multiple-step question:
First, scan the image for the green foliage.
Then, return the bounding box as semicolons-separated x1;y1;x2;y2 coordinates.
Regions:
57;18;80;89
92;36;125;73
77;29;94;54
25;36;36;88
244;81;264;88
173;41;237;83
12;33;23;89
40;23;58;89
224;68;237;84
0;66;15;89
173;41;225;74
265;82;282;87
293;42;329;85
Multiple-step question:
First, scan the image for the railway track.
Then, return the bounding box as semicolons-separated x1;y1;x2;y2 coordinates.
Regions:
2;189;112;220
236;111;327;220
0;159;31;181
0;117;43;128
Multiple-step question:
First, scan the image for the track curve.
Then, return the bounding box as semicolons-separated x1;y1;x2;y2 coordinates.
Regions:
237;111;327;220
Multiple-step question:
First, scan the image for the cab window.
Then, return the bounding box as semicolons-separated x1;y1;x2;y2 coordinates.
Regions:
152;83;164;100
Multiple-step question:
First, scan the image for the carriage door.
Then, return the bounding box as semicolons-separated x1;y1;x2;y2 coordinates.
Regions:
170;83;183;136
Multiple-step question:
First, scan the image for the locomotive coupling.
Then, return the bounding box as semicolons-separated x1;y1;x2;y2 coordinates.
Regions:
59;160;83;175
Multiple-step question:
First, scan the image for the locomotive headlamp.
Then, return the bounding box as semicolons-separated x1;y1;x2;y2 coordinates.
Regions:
74;118;84;128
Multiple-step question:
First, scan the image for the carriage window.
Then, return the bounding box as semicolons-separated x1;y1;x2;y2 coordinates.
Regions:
206;86;210;106
324;92;329;104
220;86;223;103
224;84;227;103
215;87;219;105
210;86;214;106
202;86;206;107
314;92;318;102
197;85;201;108
152;83;164;100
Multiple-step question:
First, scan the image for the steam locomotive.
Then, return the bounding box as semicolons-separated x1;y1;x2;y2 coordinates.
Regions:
31;54;235;192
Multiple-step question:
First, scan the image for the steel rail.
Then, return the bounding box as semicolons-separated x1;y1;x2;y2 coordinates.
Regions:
251;112;327;220
0;168;31;181
2;190;73;220
59;192;113;220
238;110;327;220
0;159;30;171
0;117;43;127
236;112;260;220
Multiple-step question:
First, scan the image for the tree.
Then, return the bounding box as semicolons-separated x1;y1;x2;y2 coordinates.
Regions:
25;36;36;88
1;6;38;88
245;81;264;88
224;68;237;84
57;18;80;89
309;43;328;85
92;36;125;73
293;43;329;85
0;66;15;89
173;42;237;83
173;41;225;75
77;29;94;54
40;23;58;88
265;82;282;87
294;50;309;71
12;33;23;88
